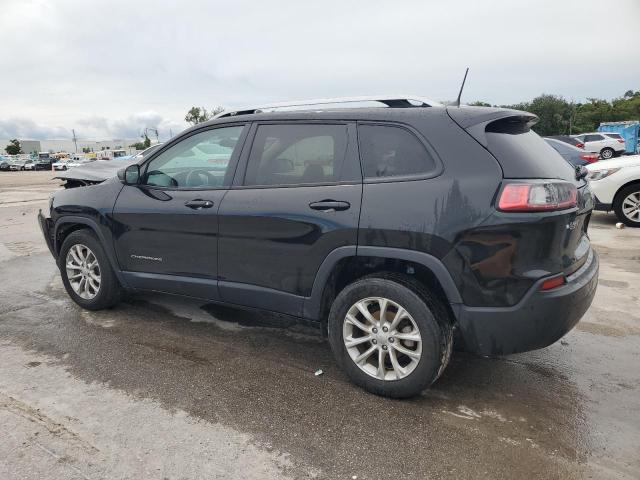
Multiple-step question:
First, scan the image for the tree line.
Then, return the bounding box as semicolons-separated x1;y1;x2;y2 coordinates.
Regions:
470;90;640;137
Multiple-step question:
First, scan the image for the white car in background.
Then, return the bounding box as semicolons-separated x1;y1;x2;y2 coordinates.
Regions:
574;132;626;159
52;158;72;171
587;155;640;227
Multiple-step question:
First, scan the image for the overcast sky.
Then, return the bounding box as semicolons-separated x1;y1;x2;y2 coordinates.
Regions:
1;0;638;141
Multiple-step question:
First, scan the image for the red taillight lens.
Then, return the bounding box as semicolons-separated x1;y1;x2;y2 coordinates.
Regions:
576;143;585;149
498;182;577;212
617;139;625;144
540;274;566;291
579;154;598;163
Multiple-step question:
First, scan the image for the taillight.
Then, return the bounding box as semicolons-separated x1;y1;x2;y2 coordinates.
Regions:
497;182;577;212
617;139;625;144
540;274;566;291
576;143;585;149
579;153;598;163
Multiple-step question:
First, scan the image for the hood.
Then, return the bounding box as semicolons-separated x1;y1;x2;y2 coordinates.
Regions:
55;158;137;182
585;154;640;171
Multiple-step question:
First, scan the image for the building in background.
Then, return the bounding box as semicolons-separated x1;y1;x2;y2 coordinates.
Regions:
1;139;139;154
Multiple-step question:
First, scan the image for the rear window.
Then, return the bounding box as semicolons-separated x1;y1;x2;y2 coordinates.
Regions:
358;124;436;179
485;118;575;180
604;133;622;139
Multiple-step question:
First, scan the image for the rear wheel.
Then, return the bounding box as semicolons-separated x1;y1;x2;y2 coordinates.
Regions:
614;184;640;227
59;230;122;309
600;147;615;159
328;275;452;398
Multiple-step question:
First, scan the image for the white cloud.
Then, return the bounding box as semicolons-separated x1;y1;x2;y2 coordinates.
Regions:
0;0;638;139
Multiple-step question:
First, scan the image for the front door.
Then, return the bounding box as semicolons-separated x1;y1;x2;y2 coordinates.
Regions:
112;124;248;299
217;122;362;316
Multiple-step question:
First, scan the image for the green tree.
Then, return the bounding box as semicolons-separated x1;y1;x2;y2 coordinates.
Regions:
130;142;146;150
143;134;151;148
469;101;493;107
4;139;22;155
184;106;225;126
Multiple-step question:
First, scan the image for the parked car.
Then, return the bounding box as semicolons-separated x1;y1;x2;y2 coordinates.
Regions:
65;158;96;169
0;156;11;171
52;159;72;171
586;154;640;227
544;138;599;166
9;158;35;170
39;97;598;398
547;135;586;149
573;132;626;159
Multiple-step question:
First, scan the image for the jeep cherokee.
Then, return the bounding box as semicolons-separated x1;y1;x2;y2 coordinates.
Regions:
39;96;599;398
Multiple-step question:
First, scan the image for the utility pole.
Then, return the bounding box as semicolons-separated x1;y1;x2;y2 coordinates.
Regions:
72;129;78;153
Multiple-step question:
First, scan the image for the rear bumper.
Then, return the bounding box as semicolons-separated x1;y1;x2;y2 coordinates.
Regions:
455;249;599;355
38;210;56;258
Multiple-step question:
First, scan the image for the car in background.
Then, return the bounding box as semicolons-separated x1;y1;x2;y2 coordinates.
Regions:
587;155;640;227
9;158;35;170
52;158;72;171
547;135;586;149
573;132;626;159
0;155;11;171
64;158;95;169
544;138;599;166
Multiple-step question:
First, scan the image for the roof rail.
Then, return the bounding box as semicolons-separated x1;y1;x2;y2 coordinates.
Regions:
214;95;443;119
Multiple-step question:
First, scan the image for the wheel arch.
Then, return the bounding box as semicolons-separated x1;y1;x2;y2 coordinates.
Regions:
303;246;462;330
54;216;128;287
613;179;640;207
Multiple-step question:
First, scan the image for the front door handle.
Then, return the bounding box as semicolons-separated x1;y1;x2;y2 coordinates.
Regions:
185;199;214;209
309;200;351;212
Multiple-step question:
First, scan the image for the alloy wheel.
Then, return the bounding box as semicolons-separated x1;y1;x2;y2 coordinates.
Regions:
622;191;640;223
343;297;422;381
65;244;101;299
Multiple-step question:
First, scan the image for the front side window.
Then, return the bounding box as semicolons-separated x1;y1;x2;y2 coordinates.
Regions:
358;124;436;179
244;124;348;186
143;125;244;188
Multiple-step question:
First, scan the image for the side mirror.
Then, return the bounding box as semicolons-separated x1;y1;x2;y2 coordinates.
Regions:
118;164;140;185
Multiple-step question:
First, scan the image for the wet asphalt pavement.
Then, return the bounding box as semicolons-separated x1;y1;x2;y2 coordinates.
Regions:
0;172;639;479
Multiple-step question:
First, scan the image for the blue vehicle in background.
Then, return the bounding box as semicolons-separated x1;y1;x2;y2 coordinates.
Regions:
598;121;640;154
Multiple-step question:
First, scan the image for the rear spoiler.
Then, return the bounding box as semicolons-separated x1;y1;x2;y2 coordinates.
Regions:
447;106;538;147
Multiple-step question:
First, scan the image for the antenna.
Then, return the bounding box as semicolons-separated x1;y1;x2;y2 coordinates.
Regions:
453;67;469;107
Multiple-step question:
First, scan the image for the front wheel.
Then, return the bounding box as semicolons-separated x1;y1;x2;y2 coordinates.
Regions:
600;147;615;160
614;184;640;227
328;275;452;398
59;229;122;310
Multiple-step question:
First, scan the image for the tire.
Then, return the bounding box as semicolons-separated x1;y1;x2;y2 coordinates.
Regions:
613;184;640;228
59;229;122;310
328;274;452;398
600;147;615;160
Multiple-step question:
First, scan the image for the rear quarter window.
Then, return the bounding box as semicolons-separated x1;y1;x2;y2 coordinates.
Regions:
358;124;437;179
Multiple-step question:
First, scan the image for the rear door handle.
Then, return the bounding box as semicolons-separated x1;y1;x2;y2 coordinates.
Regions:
185;199;214;209
309;200;351;212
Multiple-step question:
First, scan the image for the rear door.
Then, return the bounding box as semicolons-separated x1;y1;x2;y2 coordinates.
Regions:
112;124;248;299
217;122;362;316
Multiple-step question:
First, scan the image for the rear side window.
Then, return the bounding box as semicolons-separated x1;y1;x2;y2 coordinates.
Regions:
584;134;604;142
605;133;622;139
485;118;575;180
358;124;436;179
244;124;348;186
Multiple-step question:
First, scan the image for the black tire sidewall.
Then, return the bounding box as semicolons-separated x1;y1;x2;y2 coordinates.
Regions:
59;230;120;310
328;277;444;398
614;184;640;227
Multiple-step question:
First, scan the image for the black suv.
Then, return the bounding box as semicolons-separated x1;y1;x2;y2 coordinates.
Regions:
39;97;599;398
